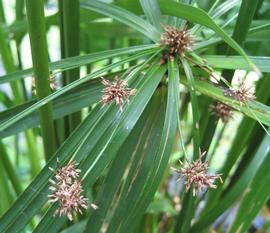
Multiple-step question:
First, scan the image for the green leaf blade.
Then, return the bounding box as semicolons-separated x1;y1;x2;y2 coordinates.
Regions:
81;0;161;42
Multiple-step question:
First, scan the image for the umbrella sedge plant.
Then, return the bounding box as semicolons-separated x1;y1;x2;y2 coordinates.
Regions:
0;0;269;233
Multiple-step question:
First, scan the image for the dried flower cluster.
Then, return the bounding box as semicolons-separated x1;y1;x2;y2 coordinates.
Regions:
101;76;136;112
210;102;233;123
224;81;256;103
160;26;192;57
172;152;222;196
48;160;98;221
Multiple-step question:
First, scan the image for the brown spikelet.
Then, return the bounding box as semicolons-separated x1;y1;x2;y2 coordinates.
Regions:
224;81;256;103
172;152;222;196
100;76;136;112
48;160;98;221
160;26;193;57
209;102;233;123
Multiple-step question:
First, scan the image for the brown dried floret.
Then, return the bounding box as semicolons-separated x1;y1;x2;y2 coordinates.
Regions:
209;102;233;123
101;76;136;112
49;180;88;221
48;160;98;221
224;81;256;103
160;26;193;57
172;152;222;196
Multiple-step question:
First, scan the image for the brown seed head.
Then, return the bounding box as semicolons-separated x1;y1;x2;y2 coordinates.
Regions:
101;76;136;112
160;26;192;57
224;81;256;103
209;102;233;123
172;152;222;196
48;160;97;221
49;180;88;221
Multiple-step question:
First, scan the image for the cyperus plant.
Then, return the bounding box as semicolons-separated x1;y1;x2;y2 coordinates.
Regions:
0;0;270;233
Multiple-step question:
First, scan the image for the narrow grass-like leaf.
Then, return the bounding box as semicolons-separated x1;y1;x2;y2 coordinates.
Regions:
0;49;158;132
0;77;106;138
81;0;160;42
0;160;13;213
140;0;162;30
60;221;87;233
182;59;200;159
174;191;195;233
211;0;239;19
0;44;158;84
104;89;166;233
0;106;106;233
83;87;163;233
228;0;259;48
180;77;270;127
202;55;270;73
107;61;177;233
0;142;22;195
229;152;270;233
191;0;239;34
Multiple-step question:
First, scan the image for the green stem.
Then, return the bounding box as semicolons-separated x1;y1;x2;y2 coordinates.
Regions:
0;0;6;23
174;191;195;233
0;142;23;195
0;7;41;174
0;159;13;214
16;0;24;20
223;0;260;82
25;130;41;176
229;0;260;48
25;0;57;160
61;0;81;132
0;25;22;104
85;33;92;74
54;0;67;145
15;0;28;99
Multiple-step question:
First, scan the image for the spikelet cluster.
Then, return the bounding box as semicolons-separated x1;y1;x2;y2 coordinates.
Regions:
48;160;98;221
210;102;233;123
224;81;256;103
160;26;192;57
101;76;136;112
172;152;222;196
